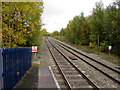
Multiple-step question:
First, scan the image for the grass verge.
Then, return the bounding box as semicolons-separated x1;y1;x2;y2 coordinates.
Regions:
74;44;119;66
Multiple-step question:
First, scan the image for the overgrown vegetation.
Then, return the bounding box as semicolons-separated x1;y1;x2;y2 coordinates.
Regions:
2;1;44;48
53;1;120;56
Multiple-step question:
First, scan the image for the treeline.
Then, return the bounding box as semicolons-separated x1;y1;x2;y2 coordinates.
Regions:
59;1;120;55
2;1;43;48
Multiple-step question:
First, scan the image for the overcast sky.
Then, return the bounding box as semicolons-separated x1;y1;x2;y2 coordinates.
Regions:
42;0;114;33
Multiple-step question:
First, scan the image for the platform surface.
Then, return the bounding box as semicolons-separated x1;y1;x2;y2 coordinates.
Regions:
38;37;58;88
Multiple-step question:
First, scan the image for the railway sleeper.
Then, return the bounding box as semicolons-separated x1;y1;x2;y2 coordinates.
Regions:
66;75;83;80
69;81;91;87
61;68;76;71
59;63;71;66
72;85;93;89
57;81;67;88
60;66;73;68
68;79;87;82
63;71;79;75
69;55;78;60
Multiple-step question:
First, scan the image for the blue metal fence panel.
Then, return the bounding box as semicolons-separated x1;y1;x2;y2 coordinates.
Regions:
0;48;3;90
2;47;32;89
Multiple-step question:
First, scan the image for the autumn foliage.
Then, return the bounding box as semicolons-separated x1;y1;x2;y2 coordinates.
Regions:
2;2;43;48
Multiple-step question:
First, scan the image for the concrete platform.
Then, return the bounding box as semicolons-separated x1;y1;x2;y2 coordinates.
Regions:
38;37;58;89
38;65;57;88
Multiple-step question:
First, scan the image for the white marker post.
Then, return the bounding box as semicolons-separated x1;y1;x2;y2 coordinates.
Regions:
108;46;112;55
32;46;37;59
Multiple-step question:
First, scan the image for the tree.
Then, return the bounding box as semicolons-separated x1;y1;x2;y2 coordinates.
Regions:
52;31;59;37
60;28;66;36
89;1;104;45
59;1;120;55
81;17;90;45
62;13;90;45
40;28;49;36
103;3;120;55
2;2;43;47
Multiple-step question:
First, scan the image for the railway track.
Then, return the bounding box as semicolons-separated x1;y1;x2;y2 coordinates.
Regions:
49;37;120;85
45;37;99;89
46;37;120;88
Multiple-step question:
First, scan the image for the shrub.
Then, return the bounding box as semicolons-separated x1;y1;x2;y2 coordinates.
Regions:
99;41;109;52
89;42;94;48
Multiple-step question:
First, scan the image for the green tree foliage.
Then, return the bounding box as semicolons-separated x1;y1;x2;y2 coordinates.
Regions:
65;15;81;44
61;13;90;45
60;28;66;36
40;28;50;36
52;31;59;37
59;1;120;55
89;1;104;45
103;3;120;55
2;1;43;48
81;17;90;45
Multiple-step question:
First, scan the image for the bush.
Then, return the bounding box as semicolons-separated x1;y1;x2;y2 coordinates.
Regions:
99;41;109;52
54;36;66;42
89;42;94;48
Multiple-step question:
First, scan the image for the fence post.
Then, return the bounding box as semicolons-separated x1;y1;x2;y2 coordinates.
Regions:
0;48;3;90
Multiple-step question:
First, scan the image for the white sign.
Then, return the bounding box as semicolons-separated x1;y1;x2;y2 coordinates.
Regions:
32;46;37;52
108;46;112;50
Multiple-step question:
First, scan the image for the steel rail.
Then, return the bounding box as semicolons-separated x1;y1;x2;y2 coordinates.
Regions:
50;37;120;85
47;37;100;89
45;38;72;90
